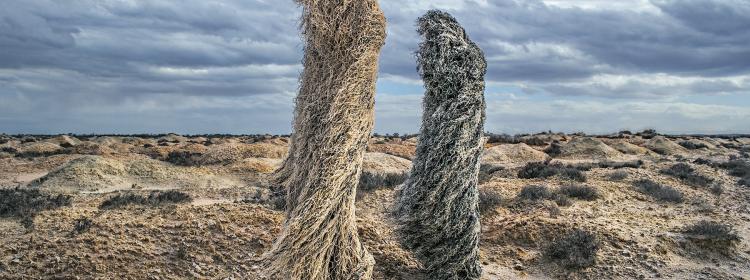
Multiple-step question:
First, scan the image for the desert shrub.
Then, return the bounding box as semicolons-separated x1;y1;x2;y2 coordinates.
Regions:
486;133;520;144
709;184;724;196
692;158;713;165
518;185;551;200
678;141;708;150
478;189;503;214
1;147;17;154
544;142;562;157
608;170;629;181
166;151;203;166
0;188;71;229
633;179;684;203
618;130;633;135
523;137;547;146
598;160;644;169
638;129;658;139
73;217;93;234
544;229;599;269
479;164;504;183
718;160;750;178
683;220;741;251
558;184;600;201
553;193;572;207
661;163;713;188
359;171;408;191
99;190;192;210
518;162;586;182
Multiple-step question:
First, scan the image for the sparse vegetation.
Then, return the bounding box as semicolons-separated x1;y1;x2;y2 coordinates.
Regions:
518;185;551;200
544;142;562;157
359;171;408;191
678;141;709;150
478;189;503;214
661;163;713;188
479;164;504;183
0;188;71;229
165;151;203;166
569;160;644;171
558;184;600;201
518;162;587;182
553;193;573;207
73;217;93;234
608;170;629;181
718;160;750;187
638;129;658;139
99;190;192;210
683;220;741;251
544;229;599;269
633;179;684;203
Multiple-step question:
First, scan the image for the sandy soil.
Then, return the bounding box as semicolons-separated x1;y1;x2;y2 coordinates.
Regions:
1;134;748;279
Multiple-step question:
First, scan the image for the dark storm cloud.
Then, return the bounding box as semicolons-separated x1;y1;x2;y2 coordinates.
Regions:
0;0;748;134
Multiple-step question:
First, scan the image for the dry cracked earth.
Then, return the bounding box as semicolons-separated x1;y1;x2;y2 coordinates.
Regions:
1;132;749;279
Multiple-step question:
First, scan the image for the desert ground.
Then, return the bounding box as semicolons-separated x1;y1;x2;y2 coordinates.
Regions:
1;131;749;279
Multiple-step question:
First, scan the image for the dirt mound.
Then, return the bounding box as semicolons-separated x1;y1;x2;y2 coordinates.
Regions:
16;142;64;157
198;143;287;165
362;152;411;175
367;143;416;160
158;133;188;143
556;137;623;160
66;141;114;155
645;136;688;156
92;136;122;146
736;138;750;145
30;156;222;192
32;156;128;191
606;140;653;155
48;135;82;147
483;143;549;166
227;158;283;173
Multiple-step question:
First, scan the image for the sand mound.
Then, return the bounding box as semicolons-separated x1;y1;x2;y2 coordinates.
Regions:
198;143;287;165
607;140;653;155
645;136;688;156
228;158;283;173
158;134;188;143
557;137;623;160
32;156;128;191
17;142;64;157
48;135;82;147
121;137;155;147
367;143;416;160
66;141;114;155
31;156;229;192
92;136;122;146
482;143;549;165
734;138;750;145
363;152;412;175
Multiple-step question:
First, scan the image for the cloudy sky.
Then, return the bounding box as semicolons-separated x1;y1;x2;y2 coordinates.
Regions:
1;0;749;135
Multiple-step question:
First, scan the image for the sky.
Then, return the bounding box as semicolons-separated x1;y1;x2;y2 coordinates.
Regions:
1;0;749;135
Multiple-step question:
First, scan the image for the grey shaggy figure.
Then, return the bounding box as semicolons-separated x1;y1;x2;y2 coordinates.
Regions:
397;10;487;280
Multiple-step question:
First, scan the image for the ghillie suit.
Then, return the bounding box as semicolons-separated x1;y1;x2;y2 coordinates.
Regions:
265;0;387;279
396;10;487;280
